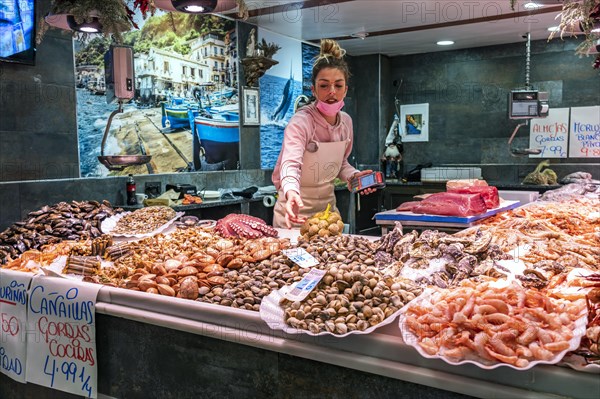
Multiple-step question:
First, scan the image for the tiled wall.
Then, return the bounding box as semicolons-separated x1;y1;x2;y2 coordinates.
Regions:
379;37;600;182
0;1;79;183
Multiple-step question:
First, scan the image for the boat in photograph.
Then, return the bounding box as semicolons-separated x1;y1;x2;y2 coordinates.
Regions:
208;86;237;106
189;105;240;168
161;97;200;130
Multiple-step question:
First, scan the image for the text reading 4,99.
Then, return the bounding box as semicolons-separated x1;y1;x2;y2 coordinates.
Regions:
44;355;93;398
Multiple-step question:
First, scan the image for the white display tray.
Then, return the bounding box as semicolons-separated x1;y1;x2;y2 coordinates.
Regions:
259;285;403;338
101;211;184;238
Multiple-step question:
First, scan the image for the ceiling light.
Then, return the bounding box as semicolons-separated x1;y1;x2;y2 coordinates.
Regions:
437;40;454;46
66;16;102;33
45;11;103;33
523;2;543;9
154;0;237;14
173;0;217;13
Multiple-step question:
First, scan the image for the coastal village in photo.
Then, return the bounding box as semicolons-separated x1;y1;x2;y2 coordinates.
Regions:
75;13;239;177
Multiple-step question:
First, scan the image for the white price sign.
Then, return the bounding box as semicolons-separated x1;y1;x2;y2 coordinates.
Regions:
282;248;319;268
26;276;101;398
528;108;569;158
283;268;326;302
0;269;33;383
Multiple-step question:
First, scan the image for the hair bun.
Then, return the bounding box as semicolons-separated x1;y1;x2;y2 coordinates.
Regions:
319;39;346;59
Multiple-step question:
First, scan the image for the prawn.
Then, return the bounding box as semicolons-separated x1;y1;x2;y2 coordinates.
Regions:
484;345;519;365
488;331;517;357
529;342;554;361
473;304;497;315
419;337;439;356
443;346;472;360
473;332;493;360
544;341;570;352
481;298;510;314
484;313;511;325
516;325;538;346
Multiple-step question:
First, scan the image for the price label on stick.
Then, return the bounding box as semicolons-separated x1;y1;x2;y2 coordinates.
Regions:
283;268;326;302
282;248;319;268
26;276;101;398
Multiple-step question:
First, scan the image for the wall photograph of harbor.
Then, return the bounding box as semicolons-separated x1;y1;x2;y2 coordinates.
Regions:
75;12;239;177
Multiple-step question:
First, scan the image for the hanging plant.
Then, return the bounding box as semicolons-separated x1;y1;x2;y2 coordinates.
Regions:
548;0;600;69
37;0;137;44
511;0;600;69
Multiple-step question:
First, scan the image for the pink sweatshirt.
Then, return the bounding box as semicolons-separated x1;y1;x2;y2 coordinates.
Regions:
272;103;358;198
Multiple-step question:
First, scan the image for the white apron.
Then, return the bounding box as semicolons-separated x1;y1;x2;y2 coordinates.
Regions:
273;138;348;228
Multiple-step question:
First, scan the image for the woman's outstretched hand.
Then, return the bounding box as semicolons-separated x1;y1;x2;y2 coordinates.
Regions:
284;190;307;228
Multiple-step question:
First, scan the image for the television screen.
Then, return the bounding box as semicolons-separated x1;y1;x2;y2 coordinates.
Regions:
0;0;35;64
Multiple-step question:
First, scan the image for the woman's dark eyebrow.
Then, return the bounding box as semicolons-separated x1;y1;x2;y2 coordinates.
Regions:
317;78;345;83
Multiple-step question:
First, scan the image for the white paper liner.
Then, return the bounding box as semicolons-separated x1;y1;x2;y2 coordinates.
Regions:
398;287;588;371
100;211;184;238
559;354;600;374
259;285;403;338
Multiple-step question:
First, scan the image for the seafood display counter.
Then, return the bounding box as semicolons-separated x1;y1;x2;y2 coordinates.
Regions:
86;282;599;399
2;194;599;398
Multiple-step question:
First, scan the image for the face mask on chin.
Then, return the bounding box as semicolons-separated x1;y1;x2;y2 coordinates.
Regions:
316;100;345;117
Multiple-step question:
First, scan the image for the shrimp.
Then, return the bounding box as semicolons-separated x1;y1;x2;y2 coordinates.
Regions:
481;298;510;315
405;315;425;336
461;293;477;318
473;332;493;360
484;313;511;325
516;326;538;346
474;304;497;315
515;345;533;358
450;330;475;349
529;342;554;361
443;346;472;360
438;327;458;348
523;308;562;330
419;337;439;356
537;327;571;344
485;345;519;365
418;313;448;325
525;290;550;311
488;331;517;357
544;341;570;352
452;311;468;324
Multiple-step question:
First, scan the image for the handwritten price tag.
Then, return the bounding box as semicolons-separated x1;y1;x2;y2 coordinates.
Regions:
283;268;326;302
528;108;569;158
26;276;100;398
282;248;319;268
569;106;600;158
0;269;32;383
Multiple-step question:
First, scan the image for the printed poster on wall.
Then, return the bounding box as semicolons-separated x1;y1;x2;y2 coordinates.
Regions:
0;269;33;383
528;108;569;158
568;106;600;158
26;276;101;398
75;12;238;177
258;29;303;169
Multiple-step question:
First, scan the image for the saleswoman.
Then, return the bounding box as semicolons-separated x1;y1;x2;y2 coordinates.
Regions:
272;39;376;229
